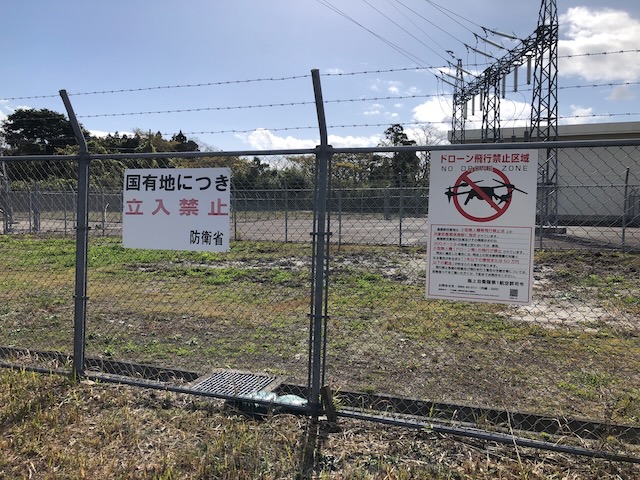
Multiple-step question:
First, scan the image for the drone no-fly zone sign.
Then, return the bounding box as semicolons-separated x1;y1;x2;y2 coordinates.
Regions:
426;149;538;305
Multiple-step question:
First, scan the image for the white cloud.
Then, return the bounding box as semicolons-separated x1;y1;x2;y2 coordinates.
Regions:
412;95;531;136
499;98;532;129
325;68;344;75
562;105;596;125
89;130;135;138
89;130;110;138
412;96;453;133
387;81;402;94
404;125;447;146
237;129;381;150
559;7;640;82
0;101;28;122
238;129;317;150
328;134;381;148
369;79;421;97
607;84;636;101
364;102;385;116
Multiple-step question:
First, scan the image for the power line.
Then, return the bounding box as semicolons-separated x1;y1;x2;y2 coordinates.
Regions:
398;0;477;57
386;0;452;61
423;0;486;34
360;0;452;64
314;0;431;66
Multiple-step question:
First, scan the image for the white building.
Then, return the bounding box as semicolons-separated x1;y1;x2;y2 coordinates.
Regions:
452;122;640;226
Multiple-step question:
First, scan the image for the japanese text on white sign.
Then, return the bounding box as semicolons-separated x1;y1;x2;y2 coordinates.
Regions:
426;149;538;304
123;168;231;252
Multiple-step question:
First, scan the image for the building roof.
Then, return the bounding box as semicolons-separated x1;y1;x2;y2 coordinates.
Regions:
452;121;640;143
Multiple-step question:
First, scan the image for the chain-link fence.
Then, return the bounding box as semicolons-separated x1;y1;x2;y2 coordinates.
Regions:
1;139;639;461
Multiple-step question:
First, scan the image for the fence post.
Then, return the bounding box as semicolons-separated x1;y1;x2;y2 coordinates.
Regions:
60;90;90;379
309;69;331;419
231;187;237;242
64;192;68;236
32;182;41;232
284;180;289;243
338;185;343;249
384;187;390;220
399;175;404;247
101;188;107;236
622;166;630;249
1;166;12;233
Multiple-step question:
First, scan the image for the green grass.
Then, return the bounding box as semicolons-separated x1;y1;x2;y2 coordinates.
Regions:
1;236;639;426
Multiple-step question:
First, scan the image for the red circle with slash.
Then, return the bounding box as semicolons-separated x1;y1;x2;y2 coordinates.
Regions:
452;168;512;222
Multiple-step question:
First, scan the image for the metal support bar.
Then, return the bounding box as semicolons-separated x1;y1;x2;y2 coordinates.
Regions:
60;89;90;379
338;410;640;465
309;69;331;419
622;166;630;248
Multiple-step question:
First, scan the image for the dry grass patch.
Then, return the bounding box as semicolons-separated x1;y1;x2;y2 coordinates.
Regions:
1;369;638;479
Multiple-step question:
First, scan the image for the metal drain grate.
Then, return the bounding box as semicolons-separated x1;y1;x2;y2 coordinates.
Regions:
190;369;282;397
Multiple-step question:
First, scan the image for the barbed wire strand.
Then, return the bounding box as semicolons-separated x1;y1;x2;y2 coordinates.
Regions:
163;111;640;138
73;81;639;119
1;49;638;102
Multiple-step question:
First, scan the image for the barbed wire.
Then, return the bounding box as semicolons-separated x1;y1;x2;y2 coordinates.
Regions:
4;110;640;153
165;111;640;138
5;107;640;140
1;50;638;102
69;80;640;119
75;93;444;119
559;81;640;91
77;101;315;118
69;74;311;97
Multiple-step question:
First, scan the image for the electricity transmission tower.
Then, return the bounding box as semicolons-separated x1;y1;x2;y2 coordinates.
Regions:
447;0;558;225
531;0;559;227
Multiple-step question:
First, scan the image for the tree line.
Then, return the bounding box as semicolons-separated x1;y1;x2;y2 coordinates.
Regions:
0;108;441;190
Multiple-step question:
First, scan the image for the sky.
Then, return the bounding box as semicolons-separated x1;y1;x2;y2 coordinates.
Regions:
1;0;640;152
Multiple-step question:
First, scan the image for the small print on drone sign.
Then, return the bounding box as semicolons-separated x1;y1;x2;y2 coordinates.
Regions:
426;149;538;305
123;168;231;252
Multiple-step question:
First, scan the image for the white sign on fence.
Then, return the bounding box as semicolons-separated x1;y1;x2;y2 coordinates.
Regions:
426;149;538;304
123;168;231;252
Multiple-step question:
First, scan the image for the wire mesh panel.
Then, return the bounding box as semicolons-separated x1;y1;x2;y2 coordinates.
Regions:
1;140;638;459
83;155;314;388
0;160;76;366
323;144;639;455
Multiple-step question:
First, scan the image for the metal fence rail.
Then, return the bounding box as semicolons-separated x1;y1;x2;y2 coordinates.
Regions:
3;183;639;248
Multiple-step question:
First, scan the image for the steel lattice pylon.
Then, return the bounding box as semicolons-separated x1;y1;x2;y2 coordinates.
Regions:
451;59;466;144
530;0;559;227
481;74;501;143
450;0;558;148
